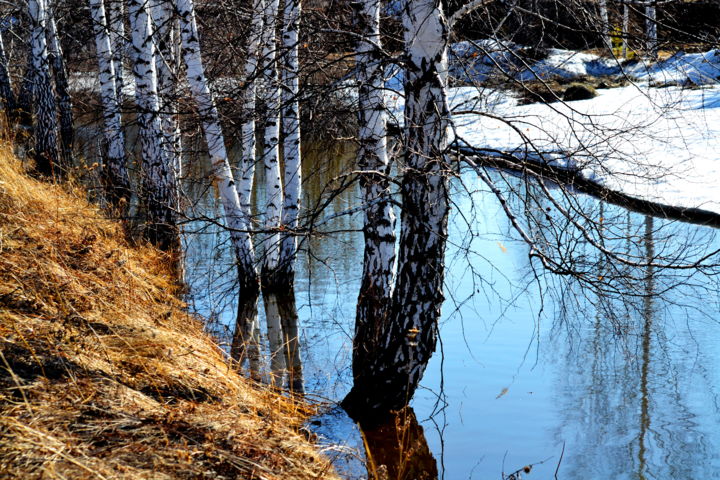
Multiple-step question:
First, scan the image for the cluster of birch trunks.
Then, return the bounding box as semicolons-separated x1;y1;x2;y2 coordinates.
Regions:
0;0;483;422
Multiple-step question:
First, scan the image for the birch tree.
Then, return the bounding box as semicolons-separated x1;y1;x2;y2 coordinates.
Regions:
258;0;288;386
89;0;130;212
645;0;658;59
343;0;451;419
46;4;74;166
622;1;630;58
175;0;261;371
278;0;302;282
348;0;398;396
239;0;265;219
107;0;125;101
129;0;180;253
276;0;305;392
598;0;611;51
150;0;182;187
28;0;61;178
259;0;283;286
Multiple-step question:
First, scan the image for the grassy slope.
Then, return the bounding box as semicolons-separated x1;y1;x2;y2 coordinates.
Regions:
0;146;338;479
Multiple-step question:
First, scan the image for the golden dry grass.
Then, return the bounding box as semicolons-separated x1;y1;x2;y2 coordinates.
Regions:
0;144;338;479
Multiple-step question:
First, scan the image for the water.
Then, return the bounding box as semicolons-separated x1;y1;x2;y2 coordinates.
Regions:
75;127;720;479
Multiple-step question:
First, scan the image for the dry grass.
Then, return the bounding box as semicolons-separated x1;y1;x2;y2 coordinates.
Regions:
0;144;338;479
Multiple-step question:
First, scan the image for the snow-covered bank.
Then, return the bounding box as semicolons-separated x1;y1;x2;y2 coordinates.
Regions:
449;84;720;217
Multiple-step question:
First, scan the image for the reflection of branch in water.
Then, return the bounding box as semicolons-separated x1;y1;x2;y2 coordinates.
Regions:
359;407;438;480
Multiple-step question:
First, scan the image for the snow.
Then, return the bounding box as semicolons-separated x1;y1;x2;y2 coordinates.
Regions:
449;84;720;215
516;49;620;81
634;50;720;86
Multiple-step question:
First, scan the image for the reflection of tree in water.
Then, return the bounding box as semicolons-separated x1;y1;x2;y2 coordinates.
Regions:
360;407;438;480
546;210;716;480
179;140;361;389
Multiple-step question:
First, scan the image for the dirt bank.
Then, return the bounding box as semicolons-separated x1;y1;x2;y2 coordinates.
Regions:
0;146;338;479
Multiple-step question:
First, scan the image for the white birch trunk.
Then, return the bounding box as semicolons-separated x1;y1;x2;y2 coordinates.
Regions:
46;5;74;168
343;0;451;420
239;0;265;217
90;0;130;211
622;2;630;58
0;29;16;113
257;0;288;390
259;0;283;283
176;0;261;368
349;0;398;388
646;1;658;59
28;0;61;177
278;0;302;283
107;0;125;101
276;0;305;394
150;0;182;189
129;0;179;252
598;0;611;51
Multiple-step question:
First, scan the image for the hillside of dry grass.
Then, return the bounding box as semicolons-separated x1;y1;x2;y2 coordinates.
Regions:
0;145;338;479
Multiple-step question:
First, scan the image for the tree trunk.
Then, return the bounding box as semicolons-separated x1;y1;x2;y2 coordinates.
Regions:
46;5;74;167
349;0;398;394
175;0;261;368
259;0;283;288
0;29;16;114
343;0;450;422
107;0;125;101
622;2;630;58
278;0;302;287
150;0;182;191
89;0;130;213
645;1;657;59
239;0;265;218
235;0;265;364
258;0;286;389
28;0;61;178
129;0;180;253
598;0;611;52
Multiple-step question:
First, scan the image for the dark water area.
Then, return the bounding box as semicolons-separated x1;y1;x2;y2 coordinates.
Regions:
75;126;720;479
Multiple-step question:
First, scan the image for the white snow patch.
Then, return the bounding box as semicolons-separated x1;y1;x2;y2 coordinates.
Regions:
635;50;720;86
516;49;619;81
451;84;720;215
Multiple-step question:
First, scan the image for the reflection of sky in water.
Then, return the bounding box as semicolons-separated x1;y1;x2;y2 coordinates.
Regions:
76;122;720;480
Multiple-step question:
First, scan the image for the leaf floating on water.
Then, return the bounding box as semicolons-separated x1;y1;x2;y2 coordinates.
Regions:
496;387;509;399
497;242;508;253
